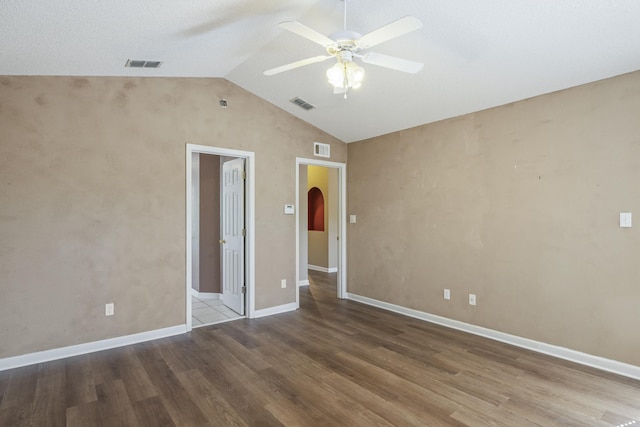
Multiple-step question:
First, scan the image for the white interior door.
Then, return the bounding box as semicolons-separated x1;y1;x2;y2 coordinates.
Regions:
221;158;245;315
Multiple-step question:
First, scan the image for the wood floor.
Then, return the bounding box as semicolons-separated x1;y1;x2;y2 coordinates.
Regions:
1;271;640;426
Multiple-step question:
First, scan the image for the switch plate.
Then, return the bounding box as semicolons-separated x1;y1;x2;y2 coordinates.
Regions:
284;204;295;215
444;289;450;300
469;294;476;306
105;303;114;316
349;215;357;224
620;212;632;228
281;279;287;289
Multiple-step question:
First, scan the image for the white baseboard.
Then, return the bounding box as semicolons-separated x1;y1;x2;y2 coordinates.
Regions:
347;293;640;381
191;289;221;300
252;302;298;319
308;265;338;273
298;280;310;287
0;325;186;372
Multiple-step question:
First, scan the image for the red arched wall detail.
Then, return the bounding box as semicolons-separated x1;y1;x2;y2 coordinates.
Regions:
308;187;325;231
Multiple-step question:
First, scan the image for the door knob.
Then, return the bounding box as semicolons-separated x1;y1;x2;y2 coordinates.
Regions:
219;239;226;244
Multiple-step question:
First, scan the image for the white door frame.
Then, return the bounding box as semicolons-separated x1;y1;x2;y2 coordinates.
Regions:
186;144;256;331
295;157;347;307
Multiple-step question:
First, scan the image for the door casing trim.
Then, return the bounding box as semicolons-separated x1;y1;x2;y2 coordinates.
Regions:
186;144;256;331
295;157;347;307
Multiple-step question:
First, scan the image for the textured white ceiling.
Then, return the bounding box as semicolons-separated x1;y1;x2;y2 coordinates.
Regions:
2;0;640;142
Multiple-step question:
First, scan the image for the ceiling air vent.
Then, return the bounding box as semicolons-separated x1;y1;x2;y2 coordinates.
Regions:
290;97;315;111
125;59;163;68
314;142;330;158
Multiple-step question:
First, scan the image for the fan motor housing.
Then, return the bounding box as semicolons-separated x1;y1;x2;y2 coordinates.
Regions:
328;30;363;52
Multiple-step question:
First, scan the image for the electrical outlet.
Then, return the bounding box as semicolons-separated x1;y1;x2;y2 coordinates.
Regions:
444;289;451;300
105;303;114;316
469;294;476;306
281;279;287;289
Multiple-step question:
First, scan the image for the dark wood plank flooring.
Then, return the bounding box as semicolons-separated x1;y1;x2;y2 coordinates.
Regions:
1;271;639;426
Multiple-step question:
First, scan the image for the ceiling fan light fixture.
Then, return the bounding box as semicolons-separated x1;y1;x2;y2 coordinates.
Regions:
326;62;345;87
326;61;365;90
265;1;423;97
347;62;365;84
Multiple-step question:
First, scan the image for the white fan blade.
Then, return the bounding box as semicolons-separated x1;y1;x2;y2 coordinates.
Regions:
358;16;423;49
264;55;333;76
361;52;424;73
279;21;337;48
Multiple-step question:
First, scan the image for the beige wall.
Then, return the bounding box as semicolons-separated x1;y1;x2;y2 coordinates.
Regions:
347;70;640;367
0;76;346;359
327;167;339;271
308;165;329;268
199;154;220;294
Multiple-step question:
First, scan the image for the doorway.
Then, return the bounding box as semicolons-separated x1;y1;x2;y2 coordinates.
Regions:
186;144;255;331
295;157;347;308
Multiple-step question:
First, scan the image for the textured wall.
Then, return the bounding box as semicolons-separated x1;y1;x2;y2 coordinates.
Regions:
348;71;640;366
327;167;338;270
0;76;346;359
199;154;220;294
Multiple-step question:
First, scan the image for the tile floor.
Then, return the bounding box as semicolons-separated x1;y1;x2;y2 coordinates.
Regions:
192;295;243;328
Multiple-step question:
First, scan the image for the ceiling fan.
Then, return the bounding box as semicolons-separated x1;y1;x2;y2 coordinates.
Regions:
264;0;424;98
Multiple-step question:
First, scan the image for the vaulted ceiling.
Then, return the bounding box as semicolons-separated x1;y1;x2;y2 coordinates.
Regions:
2;0;639;142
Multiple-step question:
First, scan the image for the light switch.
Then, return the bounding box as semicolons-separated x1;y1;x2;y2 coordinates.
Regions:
284;204;295;215
349;215;357;224
620;212;632;228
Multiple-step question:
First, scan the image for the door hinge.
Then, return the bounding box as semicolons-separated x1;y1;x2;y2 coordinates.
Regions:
242;171;246;180
241;285;247;294
242;228;246;237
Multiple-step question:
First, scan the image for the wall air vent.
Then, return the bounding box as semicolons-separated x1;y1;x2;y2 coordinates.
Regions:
289;97;316;111
125;59;163;68
314;142;330;158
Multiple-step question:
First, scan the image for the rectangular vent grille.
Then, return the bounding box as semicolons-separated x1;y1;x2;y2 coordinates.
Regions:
314;142;330;158
290;97;315;111
125;59;163;68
